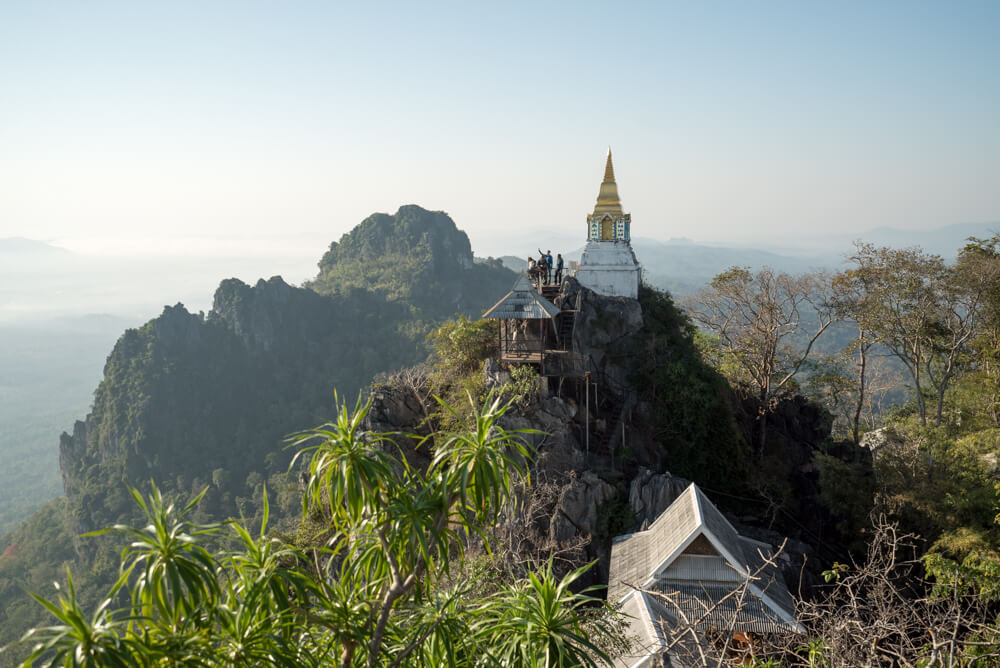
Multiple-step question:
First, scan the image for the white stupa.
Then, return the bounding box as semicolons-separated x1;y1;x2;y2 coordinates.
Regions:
575;149;641;299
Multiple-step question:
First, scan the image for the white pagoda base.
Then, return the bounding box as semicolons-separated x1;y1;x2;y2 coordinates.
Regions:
575;241;640;299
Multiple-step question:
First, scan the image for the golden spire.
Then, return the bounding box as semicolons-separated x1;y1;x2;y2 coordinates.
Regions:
592;147;623;217
603;147;615;182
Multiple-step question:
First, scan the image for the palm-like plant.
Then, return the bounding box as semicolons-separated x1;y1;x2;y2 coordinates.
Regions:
430;391;534;528
98;484;220;632
22;569;136;668
288;392;397;523
21;390;624;668
481;561;616;668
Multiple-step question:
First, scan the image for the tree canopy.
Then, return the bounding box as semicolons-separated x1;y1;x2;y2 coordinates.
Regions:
20;393;624;667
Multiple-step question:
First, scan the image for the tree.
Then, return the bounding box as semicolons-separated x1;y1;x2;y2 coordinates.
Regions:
955;235;1000;426
841;242;999;427
687;267;837;452
20;393;623;667
830;267;883;443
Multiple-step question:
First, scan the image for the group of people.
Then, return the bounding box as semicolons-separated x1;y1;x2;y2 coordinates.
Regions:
527;249;564;286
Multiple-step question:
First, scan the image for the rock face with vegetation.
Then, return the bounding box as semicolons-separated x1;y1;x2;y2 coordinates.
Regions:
15;213;1000;665
309;204;513;319
56;207;513;531
0;206;515;663
361;279;864;590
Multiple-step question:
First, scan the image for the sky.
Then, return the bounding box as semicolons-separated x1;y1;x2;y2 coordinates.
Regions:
1;0;999;258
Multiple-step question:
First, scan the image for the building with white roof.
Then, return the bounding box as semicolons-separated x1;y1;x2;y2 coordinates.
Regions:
608;483;802;667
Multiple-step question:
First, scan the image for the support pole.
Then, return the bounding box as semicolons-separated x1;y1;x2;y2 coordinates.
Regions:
584;372;590;459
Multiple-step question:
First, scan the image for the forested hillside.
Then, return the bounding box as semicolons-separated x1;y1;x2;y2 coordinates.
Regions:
0;206;515;663
0;316;128;535
5;215;1000;665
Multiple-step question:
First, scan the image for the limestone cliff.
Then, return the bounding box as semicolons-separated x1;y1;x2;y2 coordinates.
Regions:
363;278;871;587
56;207;515;534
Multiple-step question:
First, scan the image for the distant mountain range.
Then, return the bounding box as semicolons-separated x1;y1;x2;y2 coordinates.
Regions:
850;222;999;257
484;222;1000;296
0;237;71;256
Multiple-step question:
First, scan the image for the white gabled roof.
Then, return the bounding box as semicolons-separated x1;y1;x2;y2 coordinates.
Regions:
608;483;802;641
609;484;743;602
481;275;560;320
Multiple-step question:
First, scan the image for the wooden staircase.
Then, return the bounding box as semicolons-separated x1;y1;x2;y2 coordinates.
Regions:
556;309;576;350
599;400;626;453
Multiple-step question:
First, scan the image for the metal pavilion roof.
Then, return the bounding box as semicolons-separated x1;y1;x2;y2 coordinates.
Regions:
481;275;561;320
608;483;802;667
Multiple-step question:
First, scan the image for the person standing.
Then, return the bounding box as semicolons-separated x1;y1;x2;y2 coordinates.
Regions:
538;248;553;284
554;253;564;285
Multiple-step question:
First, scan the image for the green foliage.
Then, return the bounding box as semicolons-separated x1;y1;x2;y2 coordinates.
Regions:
815;452;875;547
427;315;497;377
494;364;541;413
482;560;615;668
631;283;748;492
923;539;1000;602
877;423;998;543
797;638;830;668
821;562;848;583
17;394;622;667
595;497;636;543
22;568;134;668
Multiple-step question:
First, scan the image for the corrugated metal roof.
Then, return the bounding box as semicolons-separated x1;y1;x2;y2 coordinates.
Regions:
645;582;799;635
609;485;705;602
481;275;561;320
608;482;802;661
738;537;797;622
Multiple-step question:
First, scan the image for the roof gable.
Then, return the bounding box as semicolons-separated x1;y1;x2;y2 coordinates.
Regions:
642;484;750;587
481;275;560;319
610;484;767;599
608;483;804;649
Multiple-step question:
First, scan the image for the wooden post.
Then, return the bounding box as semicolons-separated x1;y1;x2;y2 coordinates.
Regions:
539;319;544;376
584;371;591;459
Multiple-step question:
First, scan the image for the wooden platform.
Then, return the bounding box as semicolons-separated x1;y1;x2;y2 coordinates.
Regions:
499;349;585;377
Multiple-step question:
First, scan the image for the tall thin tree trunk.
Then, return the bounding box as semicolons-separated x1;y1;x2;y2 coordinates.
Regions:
935;371;950;427
757;387;769;455
913;343;927;426
853;340;867;444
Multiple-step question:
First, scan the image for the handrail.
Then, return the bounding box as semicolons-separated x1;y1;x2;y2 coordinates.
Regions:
583;354;637;405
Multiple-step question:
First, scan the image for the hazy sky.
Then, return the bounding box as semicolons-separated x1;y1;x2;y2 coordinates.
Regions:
1;1;998;256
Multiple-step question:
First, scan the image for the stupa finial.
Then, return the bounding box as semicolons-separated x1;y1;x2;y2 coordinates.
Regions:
593;147;623;216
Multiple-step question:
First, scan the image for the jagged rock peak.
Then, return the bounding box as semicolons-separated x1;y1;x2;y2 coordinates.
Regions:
317;205;474;275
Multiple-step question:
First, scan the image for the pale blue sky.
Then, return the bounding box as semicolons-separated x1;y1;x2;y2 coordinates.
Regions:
1;1;998;255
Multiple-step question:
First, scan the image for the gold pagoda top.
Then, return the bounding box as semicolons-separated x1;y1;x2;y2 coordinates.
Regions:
592;148;623;217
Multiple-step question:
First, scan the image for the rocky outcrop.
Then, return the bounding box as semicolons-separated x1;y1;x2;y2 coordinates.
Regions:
628;468;692;529
860;427;906;459
211;277;300;351
556;278;643;390
549;471;616;542
312;205;514;317
56;276;428;532
363;373;434;471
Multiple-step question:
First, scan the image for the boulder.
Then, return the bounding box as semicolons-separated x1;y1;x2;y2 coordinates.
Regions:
628;468;692;529
549;471;616;542
860;427;906;459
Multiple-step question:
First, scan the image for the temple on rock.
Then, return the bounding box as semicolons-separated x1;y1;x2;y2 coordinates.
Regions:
575;149;642;299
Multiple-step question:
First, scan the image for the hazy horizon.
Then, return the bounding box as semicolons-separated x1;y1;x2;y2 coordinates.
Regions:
2;1;998;259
